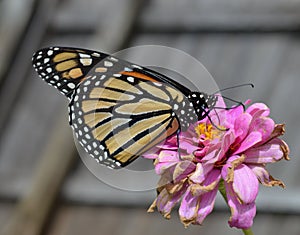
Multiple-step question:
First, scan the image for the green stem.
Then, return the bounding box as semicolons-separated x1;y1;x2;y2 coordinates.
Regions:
242;228;254;235
218;180;254;235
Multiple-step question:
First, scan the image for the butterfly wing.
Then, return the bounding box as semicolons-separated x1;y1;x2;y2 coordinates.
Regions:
32;47;197;168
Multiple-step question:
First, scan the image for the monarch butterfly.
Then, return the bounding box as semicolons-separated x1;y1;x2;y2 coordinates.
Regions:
32;47;218;169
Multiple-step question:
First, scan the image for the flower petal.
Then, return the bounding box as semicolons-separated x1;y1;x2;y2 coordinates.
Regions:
247;103;270;117
249;116;275;145
179;189;199;226
195;186;219;224
225;182;256;229
231;164;259;204
248;164;285;188
155;150;179;174
173;161;196;182
156;185;187;219
234;131;262;155
189;163;216;184
244;138;286;164
234;113;252;143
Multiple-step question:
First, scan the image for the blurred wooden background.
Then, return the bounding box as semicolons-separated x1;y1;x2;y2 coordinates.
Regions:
0;0;300;234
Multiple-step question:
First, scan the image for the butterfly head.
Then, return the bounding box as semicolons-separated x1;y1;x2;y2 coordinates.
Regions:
187;92;218;121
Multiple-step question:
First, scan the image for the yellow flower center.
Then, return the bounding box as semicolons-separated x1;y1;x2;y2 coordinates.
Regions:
195;123;223;140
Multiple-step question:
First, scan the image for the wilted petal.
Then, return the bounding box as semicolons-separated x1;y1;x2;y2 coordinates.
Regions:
155;150;179;174
189;163;215;184
196;186;219;224
269;124;286;140
244;138;286;164
225;182;256;229
173;161;196;182
156;186;187;219
179;189;199;226
221;155;244;183
248;164;285;188
155;162;177;175
158;150;178;162
190;168;221;196
189;163;205;184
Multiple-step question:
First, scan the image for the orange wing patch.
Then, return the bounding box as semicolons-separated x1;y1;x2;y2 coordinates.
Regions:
121;71;161;83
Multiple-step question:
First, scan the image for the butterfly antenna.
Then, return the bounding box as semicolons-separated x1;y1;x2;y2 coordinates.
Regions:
216;94;246;111
212;83;254;95
176;129;182;160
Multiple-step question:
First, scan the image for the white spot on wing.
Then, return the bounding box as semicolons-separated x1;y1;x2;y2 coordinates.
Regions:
67;83;76;89
80;58;92;66
104;61;113;67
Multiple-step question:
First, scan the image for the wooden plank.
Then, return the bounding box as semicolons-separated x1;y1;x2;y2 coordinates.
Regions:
50;0;300;33
0;0;36;82
1;118;77;235
51;0;132;33
45;205;300;235
0;0;59;130
141;0;300;32
0;203;14;229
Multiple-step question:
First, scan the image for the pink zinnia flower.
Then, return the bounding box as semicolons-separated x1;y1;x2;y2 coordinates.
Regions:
144;98;289;229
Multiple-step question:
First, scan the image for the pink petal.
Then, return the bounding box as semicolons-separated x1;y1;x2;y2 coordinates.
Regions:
209;131;235;162
189;163;206;184
234;131;262;155
244;138;285;164
225;182;256;229
247;165;270;185
155;151;179;174
234;113;252;143
196;186;219;224
249;117;275;145
190;168;221;195
155;162;176;175
247;103;270;117
180;139;199;154
156;186;187;215
248;164;285;187
179;189;199;223
231;164;259;204
229;104;245;116
158;150;178;162
224;105;245;127
173;161;196;182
